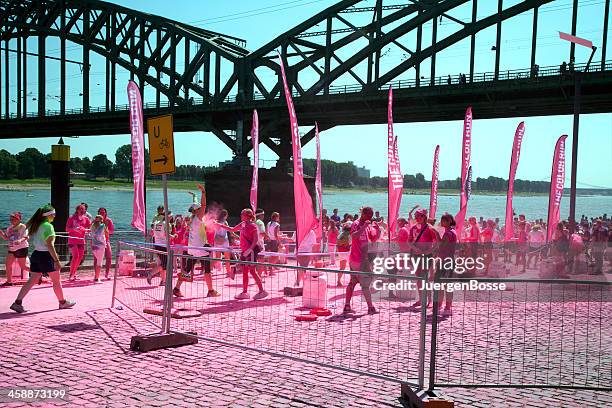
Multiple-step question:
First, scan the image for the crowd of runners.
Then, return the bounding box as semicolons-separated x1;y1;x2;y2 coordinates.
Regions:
2;183;610;315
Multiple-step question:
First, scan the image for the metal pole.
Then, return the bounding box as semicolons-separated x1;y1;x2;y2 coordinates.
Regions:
568;74;580;232
160;174;174;334
428;285;440;391
111;240;120;308
417;278;427;389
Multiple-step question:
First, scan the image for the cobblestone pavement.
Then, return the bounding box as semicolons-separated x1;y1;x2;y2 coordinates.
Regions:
1;268;610;407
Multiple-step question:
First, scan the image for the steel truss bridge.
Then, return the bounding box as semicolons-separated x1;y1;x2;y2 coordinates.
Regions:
0;0;611;165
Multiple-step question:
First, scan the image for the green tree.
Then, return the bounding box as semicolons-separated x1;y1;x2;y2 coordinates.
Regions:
81;157;92;176
113;144;150;180
0;150;18;179
115;144;133;180
16;148;46;179
91;154;113;178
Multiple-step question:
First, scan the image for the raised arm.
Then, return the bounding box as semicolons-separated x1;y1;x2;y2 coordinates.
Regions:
216;221;242;233
197;183;206;211
408;205;420;220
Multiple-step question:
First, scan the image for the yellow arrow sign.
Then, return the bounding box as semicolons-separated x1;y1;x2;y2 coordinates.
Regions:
147;114;176;176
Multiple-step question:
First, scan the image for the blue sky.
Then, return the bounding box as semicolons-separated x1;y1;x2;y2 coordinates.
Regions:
1;0;611;187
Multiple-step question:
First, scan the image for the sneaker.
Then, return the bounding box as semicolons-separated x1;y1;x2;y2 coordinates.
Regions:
342;305;355;315
207;290;221;298
253;290;269;300
234;292;250;300
367;306;378;315
104;273;110;280
59;300;76;310
172;288;184;297
440;308;453;317
10;302;26;313
1;281;13;287
409;301;422;310
94;279;102;283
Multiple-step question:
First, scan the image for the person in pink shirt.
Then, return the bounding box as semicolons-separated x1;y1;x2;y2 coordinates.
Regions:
327;221;339;266
394;218;410;253
66;204;91;281
408;209;437;309
464;216;481;275
515;221;528;272
481;219;495;276
435;213;458;317
96;207;114;279
343;206;380;315
466;216;481;243
217;209;268;300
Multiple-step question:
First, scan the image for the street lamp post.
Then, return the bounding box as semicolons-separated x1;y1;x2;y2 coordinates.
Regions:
559;32;597;232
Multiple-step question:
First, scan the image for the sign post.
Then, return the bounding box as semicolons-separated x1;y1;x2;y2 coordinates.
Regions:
146;114;176;334
130;113;197;351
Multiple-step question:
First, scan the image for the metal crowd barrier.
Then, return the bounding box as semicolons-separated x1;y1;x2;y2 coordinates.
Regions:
428;277;612;391
110;240;611;393
111;240;429;386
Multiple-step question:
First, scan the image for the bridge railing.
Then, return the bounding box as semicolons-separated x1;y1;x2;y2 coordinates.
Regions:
2;61;611;120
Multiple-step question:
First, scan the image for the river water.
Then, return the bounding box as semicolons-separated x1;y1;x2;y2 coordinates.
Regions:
0;188;610;229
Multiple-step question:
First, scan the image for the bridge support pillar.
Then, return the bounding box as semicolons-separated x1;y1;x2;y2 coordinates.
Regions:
274;137;292;174
204;166;314;230
50;139;70;259
231;118;251;168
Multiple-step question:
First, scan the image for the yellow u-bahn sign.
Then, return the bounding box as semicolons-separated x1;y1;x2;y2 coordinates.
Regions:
146;114;176;176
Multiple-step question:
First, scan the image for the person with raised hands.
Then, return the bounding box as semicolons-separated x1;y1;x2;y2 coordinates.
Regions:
173;182;219;298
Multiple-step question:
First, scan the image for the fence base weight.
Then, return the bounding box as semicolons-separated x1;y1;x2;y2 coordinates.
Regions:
283;286;303;297
130;332;198;352
401;384;454;408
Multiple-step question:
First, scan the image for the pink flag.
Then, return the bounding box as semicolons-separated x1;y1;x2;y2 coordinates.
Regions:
504;122;525;241
387;87;403;235
455;107;472;241
429;145;440;220
315;122;323;239
277;52;317;247
250;110;259;213
127;81;146;233
547;135;568;242
559;32;593;49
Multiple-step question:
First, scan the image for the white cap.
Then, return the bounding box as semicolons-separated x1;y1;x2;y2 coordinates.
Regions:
189;203;202;212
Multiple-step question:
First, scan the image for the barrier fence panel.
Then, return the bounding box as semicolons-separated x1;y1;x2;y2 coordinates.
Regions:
429;278;612;391
110;240;611;392
111;241;167;329
111;241;429;385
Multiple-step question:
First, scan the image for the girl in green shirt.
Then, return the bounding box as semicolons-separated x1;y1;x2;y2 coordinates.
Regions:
10;204;76;314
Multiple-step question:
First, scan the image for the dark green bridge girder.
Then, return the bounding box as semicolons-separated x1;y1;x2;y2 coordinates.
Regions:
0;0;611;162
